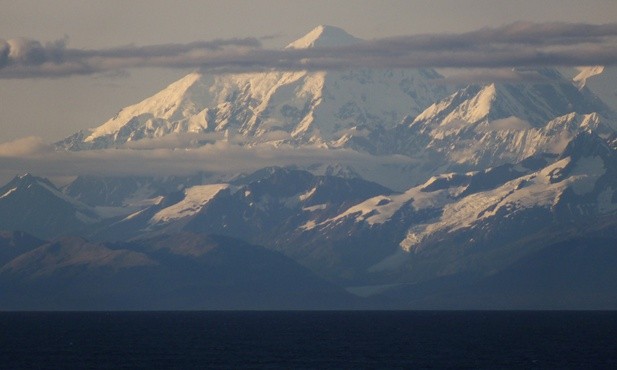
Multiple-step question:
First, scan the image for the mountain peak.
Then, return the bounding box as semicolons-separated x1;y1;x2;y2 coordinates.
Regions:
6;173;52;189
286;25;361;49
412;68;612;130
15;173;36;181
573;66;604;89
560;130;615;160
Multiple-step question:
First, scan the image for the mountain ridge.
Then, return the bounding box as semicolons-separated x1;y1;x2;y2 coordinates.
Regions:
0;231;359;310
56;26;448;152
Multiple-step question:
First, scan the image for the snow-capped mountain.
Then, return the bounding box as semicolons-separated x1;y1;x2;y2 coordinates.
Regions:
0;174;100;238
412;69;609;128
62;172;229;207
400;69;616;170
57;25;448;150
83;132;616;284
286;24;361;49
397;132;617;253
311;131;617;283
89;167;392;243
573;66;617;112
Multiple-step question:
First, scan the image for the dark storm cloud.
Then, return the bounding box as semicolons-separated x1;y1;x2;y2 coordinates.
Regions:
2;22;617;78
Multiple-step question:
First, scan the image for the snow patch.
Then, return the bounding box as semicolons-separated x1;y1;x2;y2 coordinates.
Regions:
94;205;146;219
150;184;228;224
123;209;147;221
319;181;461;229
300;220;317;230
0;188;16;199
573;66;604;89
398;159;582;252
299;187;317;201
303;203;327;212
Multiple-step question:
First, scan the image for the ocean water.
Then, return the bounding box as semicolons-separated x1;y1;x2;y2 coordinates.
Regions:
1;311;616;369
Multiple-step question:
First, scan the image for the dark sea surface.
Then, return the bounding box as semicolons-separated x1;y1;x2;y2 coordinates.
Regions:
1;311;616;369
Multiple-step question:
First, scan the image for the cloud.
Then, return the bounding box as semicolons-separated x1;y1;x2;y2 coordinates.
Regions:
439;68;558;85
0;136;415;185
0;136;51;156
434;119;471;131
487;117;533;131
2;22;617;78
119;132;226;150
0;37;262;78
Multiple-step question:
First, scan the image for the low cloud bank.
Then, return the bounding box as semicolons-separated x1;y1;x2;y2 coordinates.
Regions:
0;136;415;184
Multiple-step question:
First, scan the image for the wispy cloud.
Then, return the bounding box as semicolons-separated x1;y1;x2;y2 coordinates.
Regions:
0;37;262;78
0;136;50;156
0;136;414;184
439;68;558;84
2;22;617;78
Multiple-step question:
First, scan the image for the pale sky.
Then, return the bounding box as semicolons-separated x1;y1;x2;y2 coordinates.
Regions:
2;0;617;142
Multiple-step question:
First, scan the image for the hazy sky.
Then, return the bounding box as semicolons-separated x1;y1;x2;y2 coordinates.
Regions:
2;0;617;142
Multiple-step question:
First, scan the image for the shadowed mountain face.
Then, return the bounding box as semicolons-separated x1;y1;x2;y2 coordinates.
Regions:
0;232;360;310
0;174;99;239
0;231;45;266
376;235;617;310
